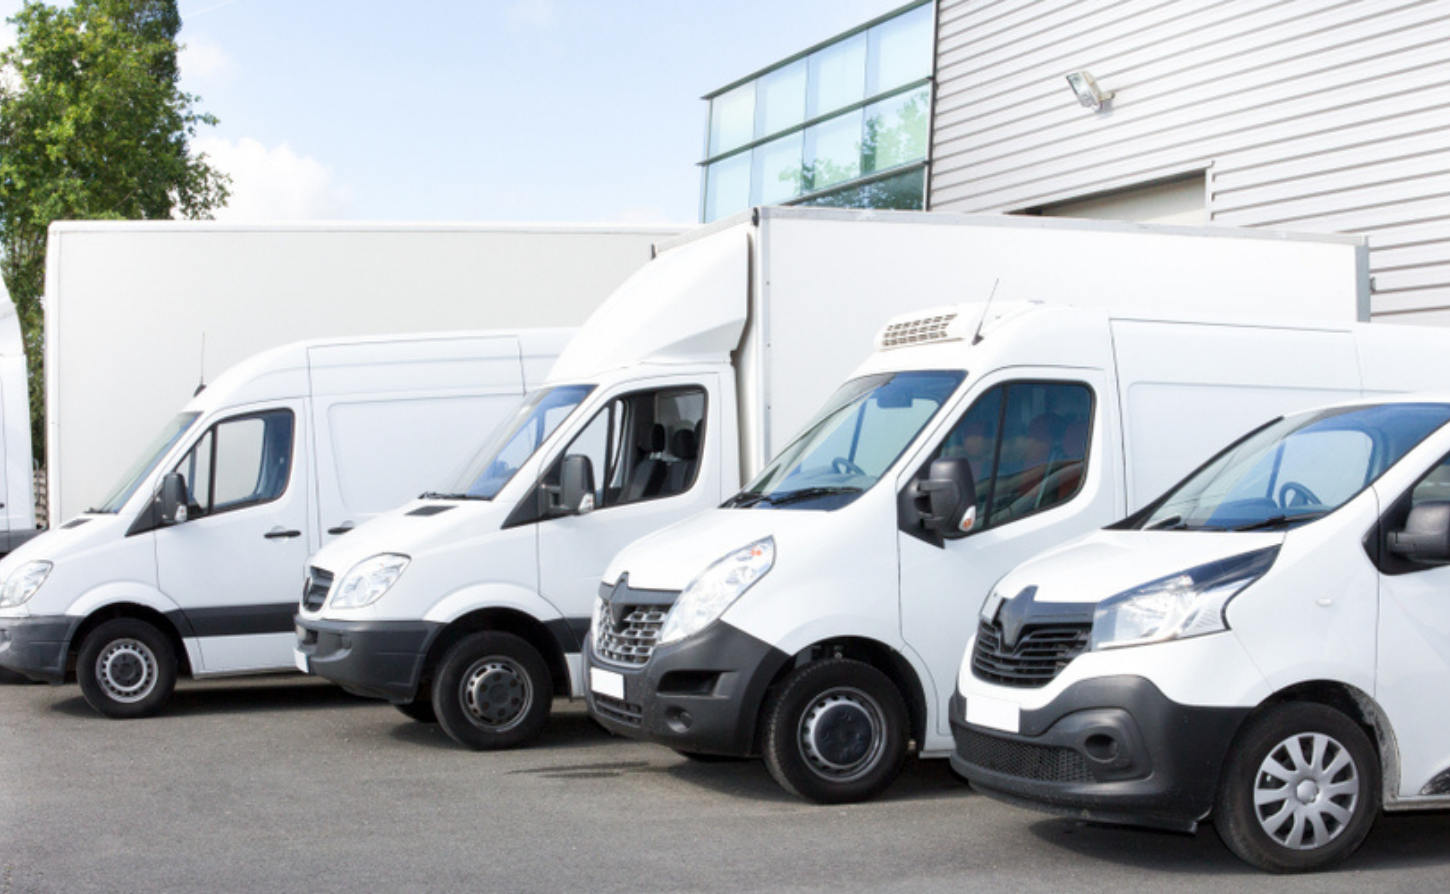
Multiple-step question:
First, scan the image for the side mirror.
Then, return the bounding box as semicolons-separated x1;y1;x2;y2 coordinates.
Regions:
550;454;596;517
1388;501;1450;564
159;472;189;525
917;457;977;539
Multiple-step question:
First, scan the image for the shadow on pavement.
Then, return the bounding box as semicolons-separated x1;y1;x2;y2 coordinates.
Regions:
43;674;373;720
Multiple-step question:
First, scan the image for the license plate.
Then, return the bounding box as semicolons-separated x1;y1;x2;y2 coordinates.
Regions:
966;694;1020;733
589;667;624;700
293;649;309;674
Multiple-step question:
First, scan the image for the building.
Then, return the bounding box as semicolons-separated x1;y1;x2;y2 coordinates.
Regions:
705;1;1450;326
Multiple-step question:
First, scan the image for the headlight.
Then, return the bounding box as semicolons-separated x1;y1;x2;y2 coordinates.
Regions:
1090;546;1278;651
329;554;410;610
657;537;775;646
0;560;52;608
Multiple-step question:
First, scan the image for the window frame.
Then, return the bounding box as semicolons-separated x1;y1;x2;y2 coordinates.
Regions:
173;408;296;520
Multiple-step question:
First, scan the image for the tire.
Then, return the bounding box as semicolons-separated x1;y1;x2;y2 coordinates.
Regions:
761;659;909;804
76;618;178;719
394;695;437;724
1214;702;1380;873
432;631;551;750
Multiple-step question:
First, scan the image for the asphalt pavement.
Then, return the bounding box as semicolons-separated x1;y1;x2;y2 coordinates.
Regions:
2;675;1447;893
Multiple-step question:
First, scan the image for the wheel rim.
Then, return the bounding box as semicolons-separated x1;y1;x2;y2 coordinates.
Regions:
1252;731;1361;850
95;638;159;704
459;656;533;731
797;686;886;783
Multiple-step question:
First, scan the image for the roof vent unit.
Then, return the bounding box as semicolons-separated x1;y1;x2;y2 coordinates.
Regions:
876;311;966;350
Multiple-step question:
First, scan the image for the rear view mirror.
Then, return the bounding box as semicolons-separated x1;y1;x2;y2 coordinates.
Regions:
550;454;596;517
917;457;977;540
159;472;188;525
1388;501;1450;564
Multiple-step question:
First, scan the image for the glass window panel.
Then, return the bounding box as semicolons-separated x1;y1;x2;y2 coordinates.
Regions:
869;4;933;95
989;383;1093;526
864;86;930;173
803;110;863;192
752;132;804;205
704;152;752;222
797;166;925;211
708;82;755;157
807;32;867;119
756;59;807;139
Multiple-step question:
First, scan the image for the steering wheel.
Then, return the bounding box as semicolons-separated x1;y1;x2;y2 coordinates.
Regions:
832;456;865;476
1278;481;1321;509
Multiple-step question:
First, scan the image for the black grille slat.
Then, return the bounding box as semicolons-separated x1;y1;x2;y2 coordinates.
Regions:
593;693;643;727
301;567;334;612
955;725;1093;784
971;619;1089;688
596;606;667;667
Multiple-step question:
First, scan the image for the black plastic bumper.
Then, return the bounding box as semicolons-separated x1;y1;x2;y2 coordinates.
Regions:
0;615;78;683
583;619;790;758
949;675;1251;832
294;615;439;703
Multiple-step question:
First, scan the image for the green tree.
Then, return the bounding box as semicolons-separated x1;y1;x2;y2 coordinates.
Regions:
0;0;228;467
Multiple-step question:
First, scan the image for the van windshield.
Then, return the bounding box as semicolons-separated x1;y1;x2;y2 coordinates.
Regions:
727;370;964;511
430;384;594;501
1138;402;1450;532
91;412;201;514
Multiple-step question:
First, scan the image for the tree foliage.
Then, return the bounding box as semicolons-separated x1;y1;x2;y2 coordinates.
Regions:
0;0;229;465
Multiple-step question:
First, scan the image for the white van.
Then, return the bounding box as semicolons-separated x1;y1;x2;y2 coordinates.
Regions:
0;329;570;717
951;395;1450;873
583;304;1450;804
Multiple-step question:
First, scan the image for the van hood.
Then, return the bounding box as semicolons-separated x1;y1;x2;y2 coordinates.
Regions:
604;506;841;593
0;513;130;573
309;498;512;575
990;529;1286;608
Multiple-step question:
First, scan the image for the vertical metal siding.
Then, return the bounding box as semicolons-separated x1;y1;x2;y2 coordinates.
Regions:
930;0;1450;322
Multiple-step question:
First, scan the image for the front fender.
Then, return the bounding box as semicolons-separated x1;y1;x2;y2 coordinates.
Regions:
422;581;567;627
65;581;183;624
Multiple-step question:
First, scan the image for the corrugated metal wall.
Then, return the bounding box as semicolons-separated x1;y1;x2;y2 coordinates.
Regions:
930;0;1450;324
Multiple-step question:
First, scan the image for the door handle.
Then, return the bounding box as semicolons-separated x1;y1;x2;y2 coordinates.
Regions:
327;521;355;536
264;527;302;540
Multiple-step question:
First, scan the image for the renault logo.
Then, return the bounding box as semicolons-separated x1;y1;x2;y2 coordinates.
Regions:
995;586;1038;650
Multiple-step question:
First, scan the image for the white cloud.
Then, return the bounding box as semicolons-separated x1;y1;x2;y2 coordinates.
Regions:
179;34;233;81
193;136;352;221
506;0;557;29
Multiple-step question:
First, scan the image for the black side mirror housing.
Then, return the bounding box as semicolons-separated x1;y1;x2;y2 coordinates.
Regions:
159;472;189;525
917;457;978;540
1387;501;1450;564
548;454;596;517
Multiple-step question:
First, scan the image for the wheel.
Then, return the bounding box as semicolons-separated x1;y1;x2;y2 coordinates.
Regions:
394;695;437;724
761;659;908;804
76;618;178;719
432;631;551;750
1215;702;1380;873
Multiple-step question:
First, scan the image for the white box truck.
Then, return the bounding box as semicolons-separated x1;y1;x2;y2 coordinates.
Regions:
43;221;676;523
0;281;37;554
0;329;571;717
294;206;1367;751
952;394;1450;872
585;304;1450;804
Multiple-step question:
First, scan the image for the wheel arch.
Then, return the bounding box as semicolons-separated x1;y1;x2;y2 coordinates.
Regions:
71;603;193;679
1252;679;1398;802
422;607;571;698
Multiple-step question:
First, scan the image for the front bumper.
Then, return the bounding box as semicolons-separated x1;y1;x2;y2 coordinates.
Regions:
583;618;790;758
950;675;1250;832
0;615;79;683
294;615;439;703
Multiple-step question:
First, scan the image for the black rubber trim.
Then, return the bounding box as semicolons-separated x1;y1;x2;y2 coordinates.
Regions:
950;675;1250;829
167;602;297;638
545;616;592;654
0;615;82;682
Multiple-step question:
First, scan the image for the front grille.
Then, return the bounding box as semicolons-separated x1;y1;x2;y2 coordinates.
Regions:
971;619;1090;688
595;606;667;666
592;693;643;727
955;725;1093;784
301;567;334;612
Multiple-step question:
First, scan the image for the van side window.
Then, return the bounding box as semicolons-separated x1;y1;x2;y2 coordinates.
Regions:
175;410;295;517
1410;453;1450;506
549;386;706;511
937;381;1092;530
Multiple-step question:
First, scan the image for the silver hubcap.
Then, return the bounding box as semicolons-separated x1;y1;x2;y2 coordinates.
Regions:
1253;731;1360;850
96;639;158;704
798;687;885;782
460;657;532;731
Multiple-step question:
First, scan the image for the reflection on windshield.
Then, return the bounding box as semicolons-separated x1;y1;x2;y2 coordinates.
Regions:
93;412;201;514
729;371;964;511
1138;403;1450;532
431;385;594;501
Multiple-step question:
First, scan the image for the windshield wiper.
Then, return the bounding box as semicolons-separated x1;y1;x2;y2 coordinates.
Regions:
418;491;482;501
760;486;864;507
723;491;772;508
1145;515;1185;531
1230;510;1330;532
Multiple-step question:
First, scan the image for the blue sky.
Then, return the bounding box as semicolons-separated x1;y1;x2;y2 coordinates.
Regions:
3;0;910;224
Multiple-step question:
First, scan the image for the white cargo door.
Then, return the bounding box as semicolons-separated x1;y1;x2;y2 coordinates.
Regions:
309;336;526;544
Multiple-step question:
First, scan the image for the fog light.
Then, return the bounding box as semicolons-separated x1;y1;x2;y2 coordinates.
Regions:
665;706;694;733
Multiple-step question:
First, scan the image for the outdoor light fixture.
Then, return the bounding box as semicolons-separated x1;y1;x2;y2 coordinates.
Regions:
1066;70;1114;111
